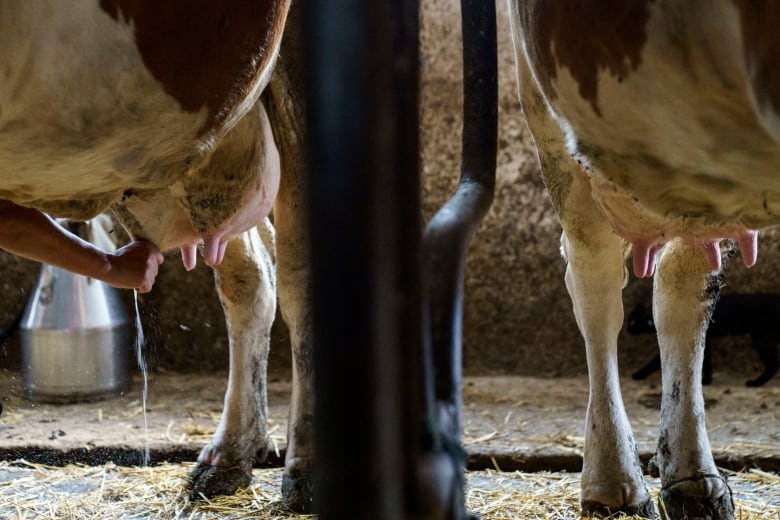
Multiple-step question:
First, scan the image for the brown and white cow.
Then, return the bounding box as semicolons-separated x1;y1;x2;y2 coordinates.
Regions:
0;0;314;512
508;1;779;519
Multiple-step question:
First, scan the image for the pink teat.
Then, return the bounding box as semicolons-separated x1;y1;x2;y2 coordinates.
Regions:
630;229;759;278
181;244;198;271
738;230;758;268
202;234;229;266
631;241;660;278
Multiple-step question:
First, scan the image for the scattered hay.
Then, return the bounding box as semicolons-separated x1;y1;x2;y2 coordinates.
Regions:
466;469;780;519
0;461;777;519
0;460;304;520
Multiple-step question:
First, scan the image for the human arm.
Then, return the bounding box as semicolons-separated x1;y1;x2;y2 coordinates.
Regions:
0;200;164;293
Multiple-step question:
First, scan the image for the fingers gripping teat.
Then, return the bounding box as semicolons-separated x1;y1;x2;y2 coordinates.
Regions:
631;229;758;278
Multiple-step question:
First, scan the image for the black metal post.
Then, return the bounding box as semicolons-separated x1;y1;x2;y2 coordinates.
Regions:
424;0;498;437
421;0;498;516
305;0;420;518
305;0;496;517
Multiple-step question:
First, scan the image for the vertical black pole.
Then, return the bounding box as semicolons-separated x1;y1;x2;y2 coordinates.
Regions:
305;0;494;516
421;0;497;516
304;0;420;518
423;0;497;438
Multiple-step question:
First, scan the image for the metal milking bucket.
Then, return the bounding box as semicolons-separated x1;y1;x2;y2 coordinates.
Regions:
20;217;132;403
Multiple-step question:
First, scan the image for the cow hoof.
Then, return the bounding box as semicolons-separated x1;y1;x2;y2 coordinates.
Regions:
659;474;734;520
281;472;314;514
188;434;270;500
188;462;252;500
581;498;656;519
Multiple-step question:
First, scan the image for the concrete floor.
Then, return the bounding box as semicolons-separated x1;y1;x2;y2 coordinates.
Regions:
0;371;777;473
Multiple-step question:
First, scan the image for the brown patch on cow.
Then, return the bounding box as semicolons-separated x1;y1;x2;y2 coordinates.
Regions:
99;0;289;135
518;0;654;115
733;1;780;119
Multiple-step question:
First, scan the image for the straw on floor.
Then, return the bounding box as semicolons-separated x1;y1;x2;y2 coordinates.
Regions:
0;460;777;519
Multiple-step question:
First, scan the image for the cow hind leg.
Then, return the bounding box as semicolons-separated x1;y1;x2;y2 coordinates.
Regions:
652;240;734;520
561;211;654;519
265;59;315;512
188;222;277;499
514;47;654;518
274;172;314;513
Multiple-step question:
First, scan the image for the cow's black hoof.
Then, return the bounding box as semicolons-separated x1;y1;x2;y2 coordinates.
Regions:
281;472;314;514
659;475;734;520
581;498;656;519
187;463;252;500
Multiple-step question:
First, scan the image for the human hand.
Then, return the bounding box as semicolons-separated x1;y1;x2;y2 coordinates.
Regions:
106;240;164;293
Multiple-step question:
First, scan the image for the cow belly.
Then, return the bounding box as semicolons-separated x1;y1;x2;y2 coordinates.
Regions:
554;72;780;245
0;125;201;210
0;1;211;201
0;0;282;256
520;0;780;245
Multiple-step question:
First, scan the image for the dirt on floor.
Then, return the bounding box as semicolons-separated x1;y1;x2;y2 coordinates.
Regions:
0;371;777;473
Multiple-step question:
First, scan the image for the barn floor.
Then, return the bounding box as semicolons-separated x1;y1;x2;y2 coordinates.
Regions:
0;371;778;518
0;462;778;519
1;370;778;471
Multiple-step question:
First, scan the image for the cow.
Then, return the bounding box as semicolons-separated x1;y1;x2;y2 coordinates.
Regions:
507;1;779;519
0;0;315;512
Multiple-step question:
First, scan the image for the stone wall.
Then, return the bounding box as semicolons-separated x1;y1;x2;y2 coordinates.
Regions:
1;0;776;382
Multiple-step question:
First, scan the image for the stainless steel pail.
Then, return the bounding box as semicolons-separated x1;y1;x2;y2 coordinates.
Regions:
20;264;131;403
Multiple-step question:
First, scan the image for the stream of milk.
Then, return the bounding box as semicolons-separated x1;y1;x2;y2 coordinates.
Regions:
133;289;150;466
